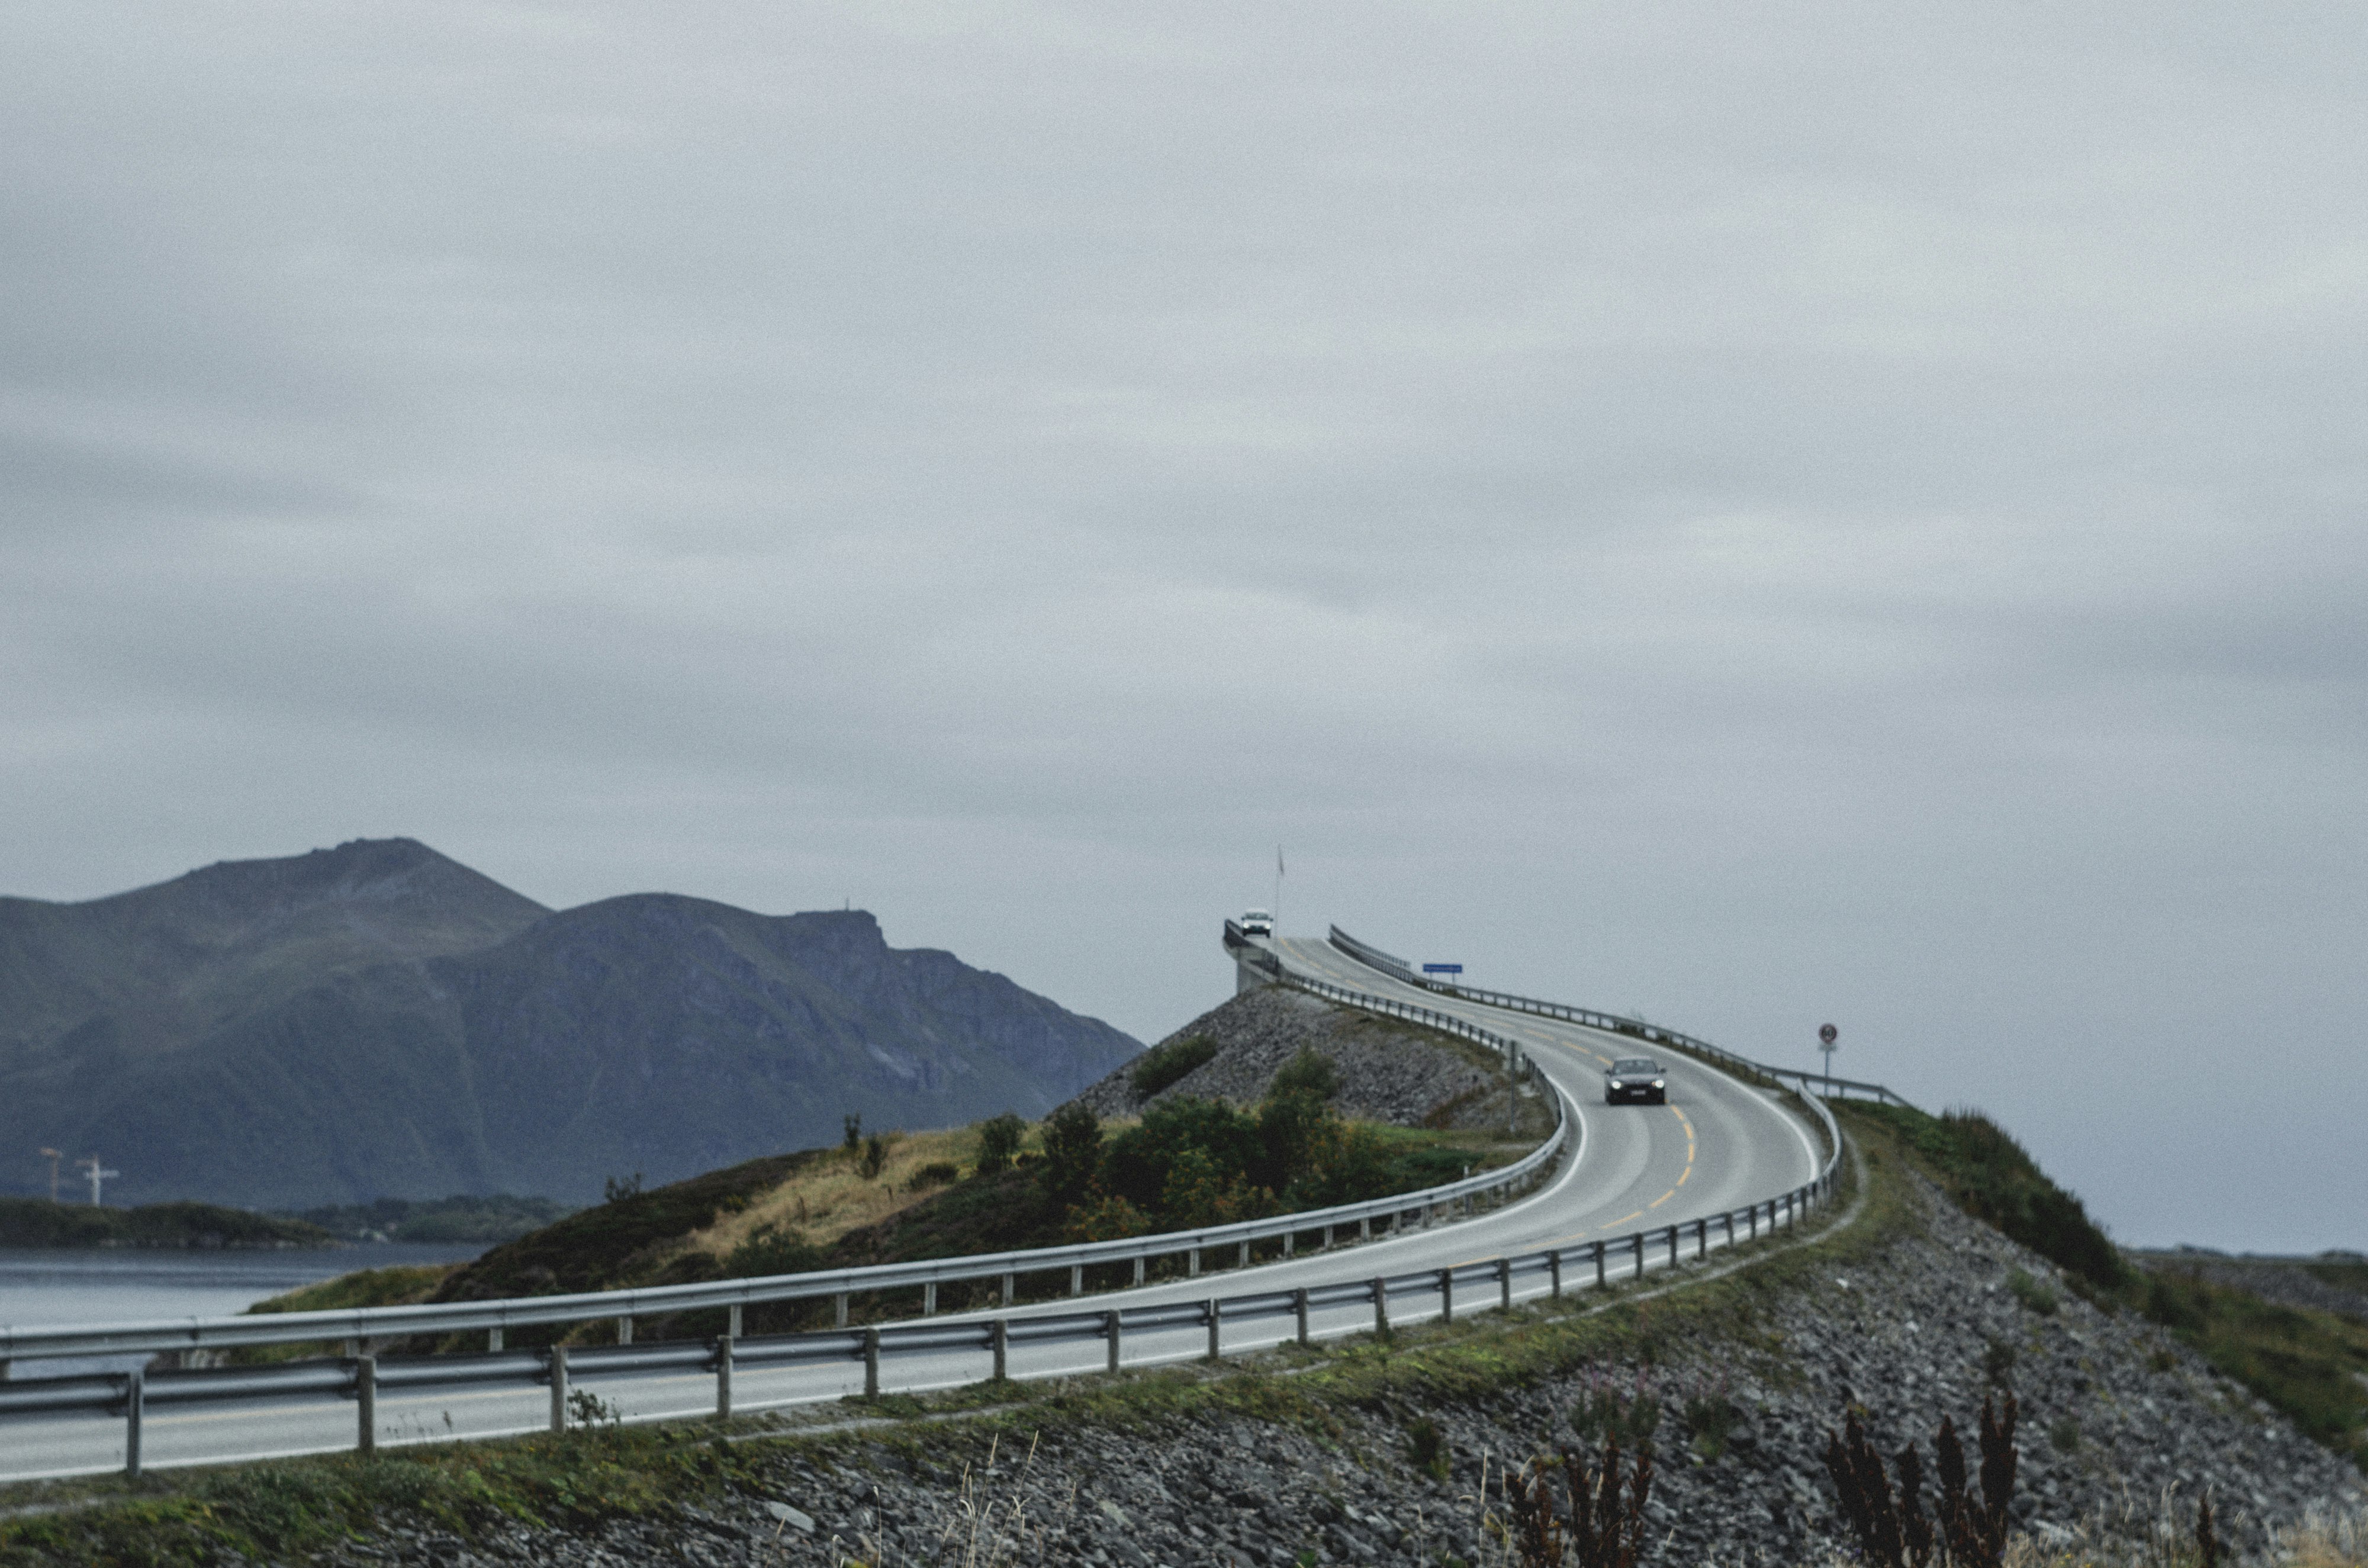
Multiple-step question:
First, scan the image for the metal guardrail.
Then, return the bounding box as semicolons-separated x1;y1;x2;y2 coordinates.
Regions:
1327;925;1916;1110
1;927;1852;1480
0;958;1568;1373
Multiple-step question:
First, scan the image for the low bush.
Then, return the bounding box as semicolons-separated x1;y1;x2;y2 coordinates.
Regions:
2006;1267;2058;1316
973;1113;1027;1175
1129;1034;1220;1099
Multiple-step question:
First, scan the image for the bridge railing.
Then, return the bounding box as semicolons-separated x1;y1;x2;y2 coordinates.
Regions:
1327;925;1914;1110
2;928;1867;1482
0;956;1569;1371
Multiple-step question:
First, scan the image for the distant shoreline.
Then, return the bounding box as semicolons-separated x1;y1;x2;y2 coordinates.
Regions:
0;1197;336;1253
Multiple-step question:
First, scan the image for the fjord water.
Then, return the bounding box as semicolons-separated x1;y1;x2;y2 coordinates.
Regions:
0;1245;487;1380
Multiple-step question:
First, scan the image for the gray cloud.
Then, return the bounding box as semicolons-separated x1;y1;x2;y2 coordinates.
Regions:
4;1;2364;1250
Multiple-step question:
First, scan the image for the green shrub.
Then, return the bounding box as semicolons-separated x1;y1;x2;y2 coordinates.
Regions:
1269;1047;1340;1102
1130;1035;1219;1099
1571;1376;1662;1451
910;1161;959;1189
1039;1103;1103;1202
974;1112;1027;1174
1408;1416;1450;1482
1680;1381;1743;1460
1982;1338;2017;1386
2007;1268;2058;1316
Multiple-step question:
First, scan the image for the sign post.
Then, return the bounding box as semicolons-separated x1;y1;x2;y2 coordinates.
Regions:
1817;1023;1838;1099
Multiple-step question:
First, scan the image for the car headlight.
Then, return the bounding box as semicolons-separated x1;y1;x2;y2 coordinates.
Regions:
1608;1081;1623;1090
1652;1079;1665;1089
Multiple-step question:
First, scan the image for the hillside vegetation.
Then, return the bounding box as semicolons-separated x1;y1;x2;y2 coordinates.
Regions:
1861;1102;2368;1471
245;1048;1507;1349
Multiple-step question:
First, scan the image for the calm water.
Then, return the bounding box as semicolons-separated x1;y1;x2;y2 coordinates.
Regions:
0;1245;488;1380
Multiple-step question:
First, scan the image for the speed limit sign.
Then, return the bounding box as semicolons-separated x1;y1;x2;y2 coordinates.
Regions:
1819;1023;1837;1046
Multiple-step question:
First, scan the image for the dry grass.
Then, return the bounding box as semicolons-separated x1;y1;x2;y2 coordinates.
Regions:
680;1119;1140;1262
684;1128;970;1257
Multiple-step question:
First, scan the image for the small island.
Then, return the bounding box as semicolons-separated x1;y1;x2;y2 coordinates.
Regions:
0;1198;336;1251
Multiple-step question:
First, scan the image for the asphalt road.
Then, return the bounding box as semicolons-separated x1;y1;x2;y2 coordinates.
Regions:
0;935;1822;1482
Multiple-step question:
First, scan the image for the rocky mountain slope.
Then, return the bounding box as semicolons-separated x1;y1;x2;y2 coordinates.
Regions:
0;841;1139;1209
1066;984;1525;1132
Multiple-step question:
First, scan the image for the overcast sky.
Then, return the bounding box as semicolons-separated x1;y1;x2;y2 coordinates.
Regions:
5;4;2363;1253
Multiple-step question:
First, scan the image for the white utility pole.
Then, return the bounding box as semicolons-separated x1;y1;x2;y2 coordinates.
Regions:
38;1148;62;1204
77;1156;120;1206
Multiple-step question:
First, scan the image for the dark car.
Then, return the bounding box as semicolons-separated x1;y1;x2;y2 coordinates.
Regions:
1604;1058;1666;1105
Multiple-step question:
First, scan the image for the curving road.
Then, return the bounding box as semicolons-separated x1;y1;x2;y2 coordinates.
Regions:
0;935;1822;1482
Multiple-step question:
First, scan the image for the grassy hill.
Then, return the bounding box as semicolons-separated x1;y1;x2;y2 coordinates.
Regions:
1860;1101;2368;1472
0;840;1141;1209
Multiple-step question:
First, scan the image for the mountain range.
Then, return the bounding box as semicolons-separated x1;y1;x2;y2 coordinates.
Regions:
0;839;1141;1209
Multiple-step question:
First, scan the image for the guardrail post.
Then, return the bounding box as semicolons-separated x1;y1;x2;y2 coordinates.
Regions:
1070;1265;1083;1297
1105;1310;1122;1373
1667;1226;1680;1270
1439;1268;1454;1324
1321;1224;1333;1250
923;1282;937;1315
356;1354;377;1454
1632;1233;1645;1280
1237;1240;1250;1269
1497;1257;1513;1313
616;1315;633;1345
1695;1219;1707;1261
1748;1202;1758;1239
1283;1231;1295;1258
1548;1250;1563;1299
716;1335;733;1419
1359;1217;1370;1241
1294;1287;1310;1346
0;1358;10;1382
1723;1212;1735;1249
990;1318;1008;1382
1132;1257;1146;1287
863;1326;881;1399
1205;1299;1221;1361
123;1367;143;1478
729;1303;744;1338
1372;1277;1389;1336
1784;1193;1795;1230
1594;1241;1607;1289
1188;1248;1201;1277
548;1344;569;1432
835;1293;850;1328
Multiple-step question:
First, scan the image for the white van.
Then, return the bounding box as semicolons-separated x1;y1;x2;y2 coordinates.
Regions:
1238;909;1274;936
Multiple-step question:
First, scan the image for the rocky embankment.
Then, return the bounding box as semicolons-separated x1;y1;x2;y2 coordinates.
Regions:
1067;986;1510;1131
307;1155;2363;1568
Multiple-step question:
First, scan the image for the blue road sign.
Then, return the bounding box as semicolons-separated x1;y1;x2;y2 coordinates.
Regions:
1421;963;1463;975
